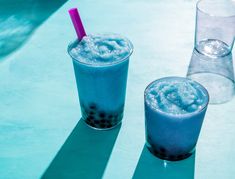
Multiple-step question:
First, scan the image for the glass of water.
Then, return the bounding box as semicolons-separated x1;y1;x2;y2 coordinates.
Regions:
187;0;235;104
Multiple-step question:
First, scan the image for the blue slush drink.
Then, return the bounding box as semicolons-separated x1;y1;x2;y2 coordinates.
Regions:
68;34;133;129
144;77;209;161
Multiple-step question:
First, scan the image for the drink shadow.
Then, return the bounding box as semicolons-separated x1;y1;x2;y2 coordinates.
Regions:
0;0;68;60
41;119;121;179
132;145;195;179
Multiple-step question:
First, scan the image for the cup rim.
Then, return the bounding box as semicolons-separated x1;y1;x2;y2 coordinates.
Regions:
144;76;210;118
67;33;134;67
196;0;235;18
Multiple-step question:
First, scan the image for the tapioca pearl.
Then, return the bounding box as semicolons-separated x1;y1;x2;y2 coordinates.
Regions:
104;122;109;126
88;115;94;120
89;119;95;124
100;119;105;123
148;147;156;155
177;155;184;160
153;149;160;155
108;115;113;119
99;112;106;118
86;117;92;122
90;123;95;127
107;119;112;124
89;111;95;115
89;104;97;110
107;124;112;128
94;120;99;124
159;153;167;158
85;118;90;122
169;155;176;160
104;123;109;128
85;119;92;125
100;123;106;128
159;147;166;154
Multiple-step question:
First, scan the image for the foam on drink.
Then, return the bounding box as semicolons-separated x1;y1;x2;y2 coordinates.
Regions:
70;34;132;65
145;78;209;115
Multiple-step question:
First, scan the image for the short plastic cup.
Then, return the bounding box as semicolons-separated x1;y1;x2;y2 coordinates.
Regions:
68;34;133;130
144;77;209;161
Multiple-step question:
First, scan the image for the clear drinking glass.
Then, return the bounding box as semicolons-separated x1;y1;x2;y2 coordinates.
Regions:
187;0;235;104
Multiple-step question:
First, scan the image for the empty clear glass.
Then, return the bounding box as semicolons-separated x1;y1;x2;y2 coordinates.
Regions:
187;0;235;104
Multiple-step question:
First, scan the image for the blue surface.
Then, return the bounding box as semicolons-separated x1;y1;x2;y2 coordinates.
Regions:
0;0;235;178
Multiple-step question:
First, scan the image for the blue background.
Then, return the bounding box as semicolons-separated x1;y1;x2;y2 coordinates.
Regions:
0;0;235;178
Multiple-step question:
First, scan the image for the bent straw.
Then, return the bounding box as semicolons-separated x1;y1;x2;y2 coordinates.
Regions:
68;8;87;41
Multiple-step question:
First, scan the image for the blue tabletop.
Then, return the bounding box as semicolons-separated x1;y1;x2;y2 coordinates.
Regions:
0;0;235;178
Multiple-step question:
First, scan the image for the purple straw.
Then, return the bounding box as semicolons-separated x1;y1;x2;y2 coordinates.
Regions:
68;8;87;41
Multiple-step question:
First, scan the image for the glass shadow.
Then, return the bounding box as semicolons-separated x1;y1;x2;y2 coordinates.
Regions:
132;145;195;179
41;119;121;179
0;0;68;60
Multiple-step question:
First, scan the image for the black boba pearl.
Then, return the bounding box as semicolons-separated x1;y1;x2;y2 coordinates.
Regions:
94;120;99;124
107;124;112;128
89;115;94;120
89;111;95;115
104;122;109;126
100;119;105;123
177;155;184;160
153;149;159;155
100;124;105;128
169;155;176;160
108;115;113;119
85;119;91;125
99;112;106;118
89;104;97;110
159;147;166;154
86;117;92;122
159;153;166;158
90;123;95;127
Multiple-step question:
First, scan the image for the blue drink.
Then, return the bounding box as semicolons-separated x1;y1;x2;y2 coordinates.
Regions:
144;77;209;161
68;34;133;129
